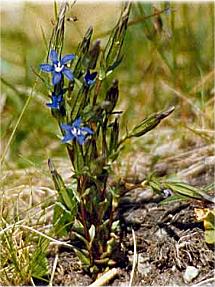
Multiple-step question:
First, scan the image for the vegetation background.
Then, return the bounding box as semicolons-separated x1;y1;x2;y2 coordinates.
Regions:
1;1;213;167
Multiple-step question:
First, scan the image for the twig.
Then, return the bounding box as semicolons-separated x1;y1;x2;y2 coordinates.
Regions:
190;69;215;95
88;268;119;287
129;228;138;287
49;253;59;287
192;277;215;287
161;81;205;118
30;277;36;287
97;7;174;39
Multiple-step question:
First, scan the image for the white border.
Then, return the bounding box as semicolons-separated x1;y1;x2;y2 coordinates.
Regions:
0;0;214;3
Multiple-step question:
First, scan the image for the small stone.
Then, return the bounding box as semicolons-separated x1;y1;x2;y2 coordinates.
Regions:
155;228;168;239
183;266;199;283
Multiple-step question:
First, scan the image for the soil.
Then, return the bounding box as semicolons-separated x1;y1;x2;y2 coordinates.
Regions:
44;136;215;286
47;198;214;286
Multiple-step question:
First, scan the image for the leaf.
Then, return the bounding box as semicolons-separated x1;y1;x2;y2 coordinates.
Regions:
102;2;131;74
40;25;49;51
74;248;91;268
49;160;77;236
163;181;214;202
89;225;95;243
203;210;215;230
119;106;175;146
98;198;110;222
72;219;85;235
106;55;123;73
134;3;154;40
105;80;119;114
48;159;66;191
130;106;175;138
73;26;93;78
30;237;49;279
86;40;100;69
48;2;68;56
160;194;188;205
54;0;58;21
60;187;78;211
48;159;78;211
205;230;215;244
111;220;120;232
194;208;215;244
53;201;75;236
148;176;214;204
71;231;89;248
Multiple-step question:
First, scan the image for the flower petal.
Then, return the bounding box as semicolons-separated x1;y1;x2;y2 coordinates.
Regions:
40;64;54;72
46;95;62;109
61;123;72;131
46;102;58;109
87;80;95;86
62;133;75;143
72;117;82;128
62;68;74;81
81;127;94;135
76;135;86;145
91;71;97;79
50;50;58;64
84;71;97;86
52;72;62;85
61;54;75;65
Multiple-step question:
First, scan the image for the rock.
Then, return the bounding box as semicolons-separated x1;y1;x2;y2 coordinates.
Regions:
183;266;199;283
154;140;180;157
137;254;152;276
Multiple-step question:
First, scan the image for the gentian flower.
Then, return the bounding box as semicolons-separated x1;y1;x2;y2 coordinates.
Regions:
46;92;63;109
40;50;75;85
61;117;94;145
84;70;97;87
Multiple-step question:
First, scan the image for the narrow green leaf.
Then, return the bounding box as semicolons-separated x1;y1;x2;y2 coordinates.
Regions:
160;194;188;205
71;231;90;248
54;0;58;21
40;25;49;51
53;201;74;236
30;237;49;279
103;3;131;73
74;248;91;268
119;106;175;146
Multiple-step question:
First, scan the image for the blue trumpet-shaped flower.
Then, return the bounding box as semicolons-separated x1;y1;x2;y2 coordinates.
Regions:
84;70;97;86
40;50;75;85
46;92;63;109
61;117;94;145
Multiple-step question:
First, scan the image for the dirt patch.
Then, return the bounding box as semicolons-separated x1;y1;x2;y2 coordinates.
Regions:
46;194;214;286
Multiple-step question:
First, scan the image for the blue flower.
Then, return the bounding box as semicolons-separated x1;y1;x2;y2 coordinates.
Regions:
61;117;94;145
40;50;75;85
46;92;63;109
84;70;97;87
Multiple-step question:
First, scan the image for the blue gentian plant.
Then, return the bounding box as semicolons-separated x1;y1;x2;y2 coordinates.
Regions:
40;2;174;277
40;49;75;85
61;117;94;144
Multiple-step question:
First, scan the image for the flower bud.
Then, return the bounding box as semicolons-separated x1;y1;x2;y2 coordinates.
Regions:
88;40;100;69
105;80;119;113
